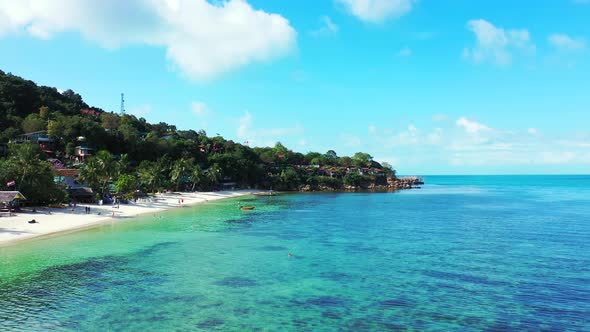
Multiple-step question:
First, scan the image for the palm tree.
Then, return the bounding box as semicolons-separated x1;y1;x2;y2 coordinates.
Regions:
189;165;206;191
207;164;222;187
170;158;193;191
9;144;41;192
138;161;158;194
138;158;170;193
80;150;117;196
94;150;117;195
116;154;130;175
79;158;101;192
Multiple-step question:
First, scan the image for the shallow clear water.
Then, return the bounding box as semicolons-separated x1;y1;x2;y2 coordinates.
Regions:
1;175;590;331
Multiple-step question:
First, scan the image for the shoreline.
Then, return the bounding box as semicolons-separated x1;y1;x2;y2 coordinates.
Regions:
0;190;259;248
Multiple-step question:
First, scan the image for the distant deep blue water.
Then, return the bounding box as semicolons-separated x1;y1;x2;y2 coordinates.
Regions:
1;175;589;331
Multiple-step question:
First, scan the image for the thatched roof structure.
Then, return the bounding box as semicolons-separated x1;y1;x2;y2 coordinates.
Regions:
0;191;26;203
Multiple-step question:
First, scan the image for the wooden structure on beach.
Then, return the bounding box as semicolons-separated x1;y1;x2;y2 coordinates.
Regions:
0;191;26;215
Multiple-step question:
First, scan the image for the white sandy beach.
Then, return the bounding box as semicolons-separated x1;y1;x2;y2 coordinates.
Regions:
0;190;258;247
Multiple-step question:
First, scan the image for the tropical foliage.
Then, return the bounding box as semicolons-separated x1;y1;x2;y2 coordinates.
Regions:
0;70;398;204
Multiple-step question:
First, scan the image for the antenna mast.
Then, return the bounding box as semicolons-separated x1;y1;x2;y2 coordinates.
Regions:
120;93;125;115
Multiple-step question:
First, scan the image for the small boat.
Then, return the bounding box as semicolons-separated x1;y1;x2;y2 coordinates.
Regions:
238;202;255;211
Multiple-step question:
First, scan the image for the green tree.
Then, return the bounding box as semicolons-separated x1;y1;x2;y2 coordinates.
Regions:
325;150;338;164
339;156;353;167
65;142;75;156
170;158;193;191
344;172;363;187
207;164;222;186
21;114;46;133
79;150;118;196
352;152;373;168
114;174;138;196
310;156;327;166
0;144;65;204
189;164;206;191
381;162;396;177
101;112;121;130
280;167;300;190
39;106;49;119
138;158;170;193
47;118;66;138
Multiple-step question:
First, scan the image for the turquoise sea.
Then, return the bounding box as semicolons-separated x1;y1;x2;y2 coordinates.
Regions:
1;175;590;331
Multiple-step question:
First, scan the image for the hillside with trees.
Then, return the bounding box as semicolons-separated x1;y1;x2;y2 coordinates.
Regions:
0;70;409;205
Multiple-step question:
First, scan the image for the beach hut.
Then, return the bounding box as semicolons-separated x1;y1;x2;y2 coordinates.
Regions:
0;191;27;216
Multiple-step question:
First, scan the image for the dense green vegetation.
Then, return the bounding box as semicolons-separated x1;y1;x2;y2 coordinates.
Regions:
0;70;397;205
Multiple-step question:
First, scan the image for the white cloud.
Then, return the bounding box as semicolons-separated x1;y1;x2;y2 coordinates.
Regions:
464;19;535;65
432;114;447;122
397;47;412;57
311;16;339;37
456;117;491;134
548;33;586;52
236;111;304;147
0;0;297;81
558;139;590;148
368;125;377;134
237;111;253;139
335;0;414;23
397;126;420;145
340;134;362;147
368;118;590;171
427;128;443;145
191;101;209;117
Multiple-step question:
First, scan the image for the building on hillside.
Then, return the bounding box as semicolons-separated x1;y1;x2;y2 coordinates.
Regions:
80;109;101;117
11;130;52;144
74;146;94;161
10;131;56;155
371;168;386;176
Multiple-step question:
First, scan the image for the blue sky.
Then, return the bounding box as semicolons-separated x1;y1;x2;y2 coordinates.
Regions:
1;0;589;174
